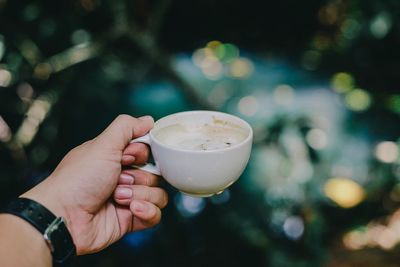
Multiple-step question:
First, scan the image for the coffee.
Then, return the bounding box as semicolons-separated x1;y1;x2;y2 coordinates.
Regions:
154;123;248;151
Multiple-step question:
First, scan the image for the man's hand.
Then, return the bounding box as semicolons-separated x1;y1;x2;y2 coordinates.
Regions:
21;115;168;255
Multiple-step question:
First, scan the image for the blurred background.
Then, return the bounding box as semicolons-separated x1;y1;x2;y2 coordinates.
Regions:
1;0;400;266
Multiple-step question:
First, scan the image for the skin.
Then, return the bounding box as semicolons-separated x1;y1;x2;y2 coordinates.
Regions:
0;115;168;266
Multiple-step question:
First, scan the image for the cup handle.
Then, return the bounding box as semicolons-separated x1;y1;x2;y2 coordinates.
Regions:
130;134;161;176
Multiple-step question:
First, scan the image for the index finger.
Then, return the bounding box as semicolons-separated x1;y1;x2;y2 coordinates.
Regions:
120;169;160;187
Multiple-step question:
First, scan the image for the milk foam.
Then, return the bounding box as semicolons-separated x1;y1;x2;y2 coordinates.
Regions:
154;123;248;151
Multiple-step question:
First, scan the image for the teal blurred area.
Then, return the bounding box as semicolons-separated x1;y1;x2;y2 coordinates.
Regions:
1;0;400;266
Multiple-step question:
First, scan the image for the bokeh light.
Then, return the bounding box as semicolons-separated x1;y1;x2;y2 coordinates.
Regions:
202;59;223;80
387;95;400;114
17;82;34;102
191;41;243;80
306;128;328;150
375;141;398;163
331;72;354;93
343;228;368;250
344;89;372;112
273;84;294;105
324;177;365;208
219;43;239;63
370;12;392;39
312;33;332;50
20;39;40;65
318;1;342;26
0;116;12;142
228;57;254;79
33;63;52;80
192;48;210;67
71;29;91;45
206;40;221;50
343;209;400;251
376;227;397;250
192;46;222;79
15;94;54;146
175;194;206;217
341;18;361;40
238;95;259;116
283;216;304;240
0;35;5;60
0;68;12;87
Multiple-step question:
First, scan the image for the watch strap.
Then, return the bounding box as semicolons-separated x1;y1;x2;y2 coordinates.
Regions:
1;197;76;263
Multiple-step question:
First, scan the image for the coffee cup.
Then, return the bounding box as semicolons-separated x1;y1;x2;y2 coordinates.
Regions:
130;110;253;197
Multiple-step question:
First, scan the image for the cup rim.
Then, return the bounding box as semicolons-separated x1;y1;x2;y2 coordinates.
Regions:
149;110;253;153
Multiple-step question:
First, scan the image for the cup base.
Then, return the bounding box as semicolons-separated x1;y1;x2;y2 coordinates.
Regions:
180;189;224;198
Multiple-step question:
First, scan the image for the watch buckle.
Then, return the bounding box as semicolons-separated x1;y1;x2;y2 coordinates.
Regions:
43;217;64;253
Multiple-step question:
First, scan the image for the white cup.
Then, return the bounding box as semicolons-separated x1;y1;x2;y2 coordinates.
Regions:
130;110;253;197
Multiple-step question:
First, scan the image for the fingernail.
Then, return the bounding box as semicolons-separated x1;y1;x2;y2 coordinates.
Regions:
132;201;146;213
115;187;132;199
120;173;134;184
122;155;135;162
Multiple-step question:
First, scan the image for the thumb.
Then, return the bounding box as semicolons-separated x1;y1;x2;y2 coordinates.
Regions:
96;115;154;151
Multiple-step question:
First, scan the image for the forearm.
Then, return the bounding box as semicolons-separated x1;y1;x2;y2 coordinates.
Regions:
0;214;52;267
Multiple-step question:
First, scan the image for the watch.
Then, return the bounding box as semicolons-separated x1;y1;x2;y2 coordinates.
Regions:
1;197;76;264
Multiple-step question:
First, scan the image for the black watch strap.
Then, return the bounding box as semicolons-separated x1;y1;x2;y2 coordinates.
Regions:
1;197;76;264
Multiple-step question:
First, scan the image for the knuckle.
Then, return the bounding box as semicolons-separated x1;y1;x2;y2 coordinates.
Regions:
116;114;136;127
134;185;150;201
145;188;152;202
117;114;131;122
145;205;158;221
161;190;168;208
133;144;149;162
145;175;153;187
142;146;150;159
115;115;132;133
132;186;148;202
131;186;139;199
151;209;161;224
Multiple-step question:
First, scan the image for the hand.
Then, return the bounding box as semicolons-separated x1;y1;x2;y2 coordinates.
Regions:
21;115;168;255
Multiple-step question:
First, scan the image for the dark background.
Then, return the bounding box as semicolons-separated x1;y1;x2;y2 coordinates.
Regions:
1;0;400;266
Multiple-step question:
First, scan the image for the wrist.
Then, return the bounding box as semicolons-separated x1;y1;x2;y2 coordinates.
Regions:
20;178;71;230
1;197;76;263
